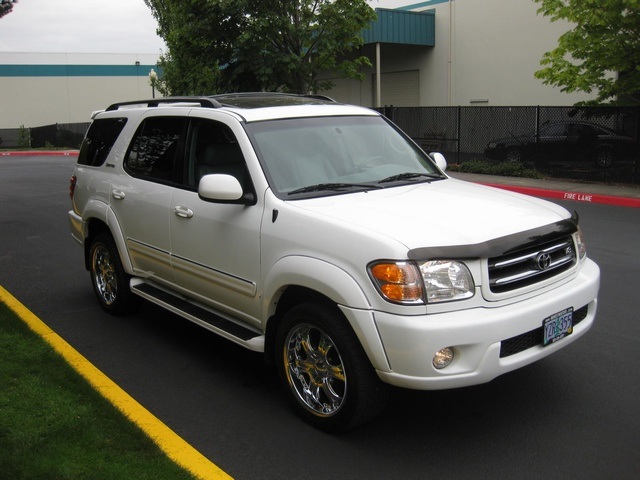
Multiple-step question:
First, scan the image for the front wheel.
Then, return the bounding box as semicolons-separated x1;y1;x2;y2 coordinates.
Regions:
89;232;140;315
595;147;614;168
275;302;388;432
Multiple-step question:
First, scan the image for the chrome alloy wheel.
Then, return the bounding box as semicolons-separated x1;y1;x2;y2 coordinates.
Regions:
91;244;117;306
283;323;347;416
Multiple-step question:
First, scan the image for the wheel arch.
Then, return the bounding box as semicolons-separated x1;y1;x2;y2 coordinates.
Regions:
262;257;389;372
82;204;133;274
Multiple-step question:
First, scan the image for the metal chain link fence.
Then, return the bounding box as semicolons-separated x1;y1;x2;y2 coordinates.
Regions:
0;123;90;149
383;106;640;184
2;106;639;184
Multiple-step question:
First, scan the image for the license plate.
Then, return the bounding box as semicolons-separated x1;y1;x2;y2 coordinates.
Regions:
543;307;573;346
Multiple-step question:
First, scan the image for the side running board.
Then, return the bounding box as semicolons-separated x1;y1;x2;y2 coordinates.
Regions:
130;279;265;352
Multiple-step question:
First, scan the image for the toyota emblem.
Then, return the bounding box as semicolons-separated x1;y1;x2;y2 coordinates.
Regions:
536;252;552;270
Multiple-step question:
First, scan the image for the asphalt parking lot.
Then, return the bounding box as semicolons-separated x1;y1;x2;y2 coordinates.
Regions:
1;153;639;479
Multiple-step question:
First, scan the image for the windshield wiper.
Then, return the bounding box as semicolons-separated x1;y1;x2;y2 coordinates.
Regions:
378;172;445;184
288;182;383;195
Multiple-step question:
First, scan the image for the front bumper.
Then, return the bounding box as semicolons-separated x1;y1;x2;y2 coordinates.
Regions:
373;259;600;390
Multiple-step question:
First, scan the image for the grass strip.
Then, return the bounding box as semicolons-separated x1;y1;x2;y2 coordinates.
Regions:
0;301;199;480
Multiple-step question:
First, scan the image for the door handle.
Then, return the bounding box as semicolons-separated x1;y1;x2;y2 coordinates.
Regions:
174;206;194;219
112;189;126;200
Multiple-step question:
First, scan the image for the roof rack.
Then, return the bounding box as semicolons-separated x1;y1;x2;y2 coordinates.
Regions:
104;93;337;112
210;92;336;103
105;96;222;111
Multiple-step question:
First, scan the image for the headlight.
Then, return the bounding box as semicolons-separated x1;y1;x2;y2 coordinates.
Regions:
368;260;475;304
419;260;475;303
574;226;587;260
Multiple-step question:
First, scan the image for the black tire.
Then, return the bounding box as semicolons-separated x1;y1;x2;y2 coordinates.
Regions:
275;302;388;432
89;232;140;315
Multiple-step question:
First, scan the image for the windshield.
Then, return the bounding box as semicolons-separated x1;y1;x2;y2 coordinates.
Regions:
246;115;444;198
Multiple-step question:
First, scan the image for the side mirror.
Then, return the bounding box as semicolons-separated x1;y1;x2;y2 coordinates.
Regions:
198;174;244;202
431;152;447;172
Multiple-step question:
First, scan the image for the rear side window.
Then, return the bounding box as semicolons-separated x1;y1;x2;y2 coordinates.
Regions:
124;116;186;182
77;117;127;166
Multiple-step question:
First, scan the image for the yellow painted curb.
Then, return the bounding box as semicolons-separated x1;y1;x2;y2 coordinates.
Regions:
0;285;232;480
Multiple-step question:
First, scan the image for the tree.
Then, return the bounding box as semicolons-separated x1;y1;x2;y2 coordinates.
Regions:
534;0;640;105
144;0;244;96
144;0;375;95
0;0;17;20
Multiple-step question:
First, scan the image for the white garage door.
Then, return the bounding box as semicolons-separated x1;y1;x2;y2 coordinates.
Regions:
373;70;420;107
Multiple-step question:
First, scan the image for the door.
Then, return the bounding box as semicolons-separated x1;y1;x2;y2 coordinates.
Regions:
110;114;187;284
169;118;263;325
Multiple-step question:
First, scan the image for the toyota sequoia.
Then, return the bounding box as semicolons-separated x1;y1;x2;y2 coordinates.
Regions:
69;93;600;432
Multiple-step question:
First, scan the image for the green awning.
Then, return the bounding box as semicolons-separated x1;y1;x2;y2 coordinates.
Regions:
362;8;435;47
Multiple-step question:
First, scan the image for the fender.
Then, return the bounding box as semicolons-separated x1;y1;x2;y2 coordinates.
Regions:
262;255;391;371
81;198;134;274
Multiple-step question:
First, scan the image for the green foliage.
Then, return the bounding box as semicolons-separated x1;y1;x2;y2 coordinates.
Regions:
0;0;17;20
534;0;640;105
144;0;376;95
17;125;31;149
448;160;545;179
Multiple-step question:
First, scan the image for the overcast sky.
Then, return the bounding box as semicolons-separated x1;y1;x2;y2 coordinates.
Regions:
0;0;413;55
0;0;166;54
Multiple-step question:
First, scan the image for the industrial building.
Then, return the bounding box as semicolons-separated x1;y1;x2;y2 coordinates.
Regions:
0;0;598;131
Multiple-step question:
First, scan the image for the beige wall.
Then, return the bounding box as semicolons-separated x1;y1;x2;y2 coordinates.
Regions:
324;0;598;107
0;53;160;129
444;0;595;106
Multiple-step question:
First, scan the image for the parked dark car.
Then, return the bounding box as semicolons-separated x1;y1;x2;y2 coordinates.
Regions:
484;121;636;168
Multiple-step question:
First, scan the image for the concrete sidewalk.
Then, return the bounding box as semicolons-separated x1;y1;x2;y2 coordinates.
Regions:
3;149;639;207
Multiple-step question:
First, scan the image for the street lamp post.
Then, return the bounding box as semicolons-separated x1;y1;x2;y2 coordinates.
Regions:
149;69;158;98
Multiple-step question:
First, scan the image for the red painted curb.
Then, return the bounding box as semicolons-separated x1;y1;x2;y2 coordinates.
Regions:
1;150;79;156
482;183;640;209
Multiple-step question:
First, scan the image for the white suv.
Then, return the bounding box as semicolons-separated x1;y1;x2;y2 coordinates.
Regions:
69;93;600;431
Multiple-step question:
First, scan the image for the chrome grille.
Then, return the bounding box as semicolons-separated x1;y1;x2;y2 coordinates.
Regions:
488;235;576;293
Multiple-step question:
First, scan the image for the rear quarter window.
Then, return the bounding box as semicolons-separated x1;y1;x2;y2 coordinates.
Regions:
77;117;128;167
124;116;186;182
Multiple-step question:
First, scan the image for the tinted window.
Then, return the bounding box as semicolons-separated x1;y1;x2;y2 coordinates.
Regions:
125;116;186;182
77;117;127;166
185;119;247;188
541;123;569;136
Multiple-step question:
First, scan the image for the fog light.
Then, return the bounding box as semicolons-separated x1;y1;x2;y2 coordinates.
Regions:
433;347;454;369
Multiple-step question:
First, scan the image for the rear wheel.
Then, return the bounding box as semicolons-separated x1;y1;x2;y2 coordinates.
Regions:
275;302;388;432
89;232;140;315
505;147;523;163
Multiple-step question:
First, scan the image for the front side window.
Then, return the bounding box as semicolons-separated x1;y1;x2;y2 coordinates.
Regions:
246;115;443;198
125;116;186;182
184;118;248;189
541;123;568;137
77;117;127;167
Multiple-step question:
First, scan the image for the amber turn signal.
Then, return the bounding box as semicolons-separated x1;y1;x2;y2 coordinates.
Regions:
369;262;424;303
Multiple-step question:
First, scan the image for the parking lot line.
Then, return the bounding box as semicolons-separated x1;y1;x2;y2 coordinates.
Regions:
0;285;232;480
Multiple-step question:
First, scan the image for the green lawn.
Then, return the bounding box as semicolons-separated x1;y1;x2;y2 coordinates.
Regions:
0;301;198;480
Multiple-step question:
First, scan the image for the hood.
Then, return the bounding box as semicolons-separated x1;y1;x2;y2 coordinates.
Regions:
290;178;570;250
